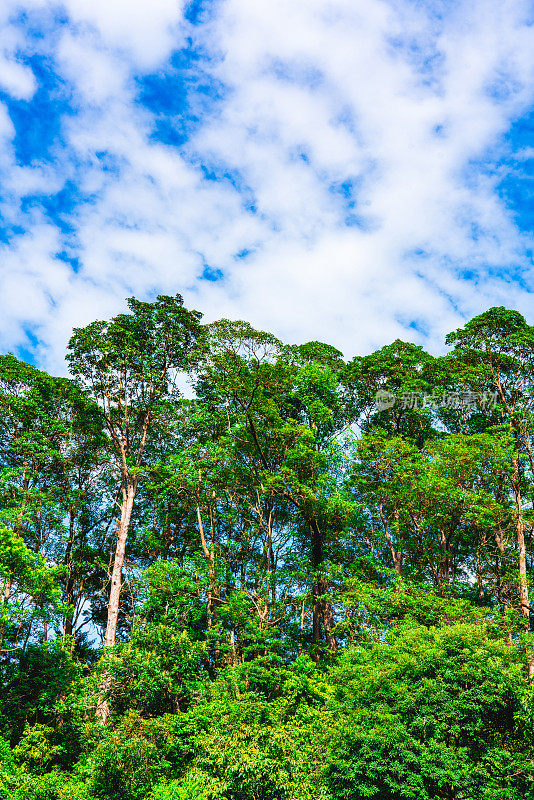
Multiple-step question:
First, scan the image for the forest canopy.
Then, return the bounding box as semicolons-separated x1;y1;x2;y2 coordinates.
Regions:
1;296;534;799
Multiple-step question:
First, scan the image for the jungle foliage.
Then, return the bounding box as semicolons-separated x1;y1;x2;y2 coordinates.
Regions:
1;297;534;799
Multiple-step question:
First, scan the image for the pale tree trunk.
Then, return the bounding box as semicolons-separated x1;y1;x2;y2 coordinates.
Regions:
96;479;136;725
0;577;12;654
229;628;239;666
318;574;337;653
493;520;514;646
494;525;508;611
475;546;484;601
104;484;136;647
196;500;220;669
378;501;403;579
196;502;216;630
512;458;534;679
439;529;450;585
310;518;323;657
63;510;76;640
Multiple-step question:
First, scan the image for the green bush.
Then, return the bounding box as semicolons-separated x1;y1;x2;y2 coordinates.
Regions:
86;712;196;800
96;627;207;719
324;623;534;800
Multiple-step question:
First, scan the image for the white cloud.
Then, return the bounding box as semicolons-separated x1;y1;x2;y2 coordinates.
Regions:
180;0;533;351
0;0;533;373
0;57;36;100
62;0;187;68
0;2;37;100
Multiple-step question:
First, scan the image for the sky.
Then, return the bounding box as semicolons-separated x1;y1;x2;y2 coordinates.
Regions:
0;0;532;373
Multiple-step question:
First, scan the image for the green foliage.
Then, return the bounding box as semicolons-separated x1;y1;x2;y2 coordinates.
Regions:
85;713;194;800
97;626;208;717
149;776;212;800
13;725;62;774
3;301;534;799
0;640;83;750
325;623;534;800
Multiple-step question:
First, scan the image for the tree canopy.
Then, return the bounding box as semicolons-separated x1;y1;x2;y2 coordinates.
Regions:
1;302;534;800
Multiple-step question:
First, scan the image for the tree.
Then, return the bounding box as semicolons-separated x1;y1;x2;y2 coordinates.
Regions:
344;339;437;444
67;295;201;722
4;297;534;797
446;307;534;677
0;356;95;656
193;322;352;658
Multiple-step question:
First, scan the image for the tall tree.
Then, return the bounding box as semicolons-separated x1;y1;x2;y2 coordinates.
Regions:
344;339;437;444
67;295;201;721
0;356;89;654
194;322;351;657
446;307;534;677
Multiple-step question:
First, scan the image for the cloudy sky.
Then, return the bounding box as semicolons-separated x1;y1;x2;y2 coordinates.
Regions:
0;0;532;372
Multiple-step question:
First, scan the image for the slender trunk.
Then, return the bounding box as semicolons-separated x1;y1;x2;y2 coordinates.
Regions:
196;500;220;669
392;549;403;580
229;628;239;666
266;503;276;610
494;525;513;646
513;457;534;679
475;546;484;600
300;595;306;652
63;584;75;639
269;537;276;608
392;503;403;578
439;529;450;585
319;574;337;652
378;502;402;579
63;510;76;639
196;502;217;631
494;525;508;612
104;484;136;648
310;518;323;656
310;518;336;657
0;578;12;654
96;479;136;725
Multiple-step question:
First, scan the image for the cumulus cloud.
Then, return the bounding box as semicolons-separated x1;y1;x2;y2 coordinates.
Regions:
62;0;187;68
190;0;533;345
0;0;532;372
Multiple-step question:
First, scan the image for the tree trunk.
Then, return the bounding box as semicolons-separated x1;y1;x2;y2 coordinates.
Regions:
309;517;336;658
318;574;337;652
196;501;220;670
229;628;239;666
196;502;218;631
378;501;402;579
104;484;136;648
0;577;12;654
96;479;136;725
63;510;76;640
310;518;323;656
439;529;450;585
475;546;484;600
494;525;513;645
392;503;403;579
513;458;534;679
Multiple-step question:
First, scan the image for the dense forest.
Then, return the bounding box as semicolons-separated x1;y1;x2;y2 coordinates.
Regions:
1;295;534;799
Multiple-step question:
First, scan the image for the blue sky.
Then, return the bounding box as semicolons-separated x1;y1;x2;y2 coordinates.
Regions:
0;0;532;371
